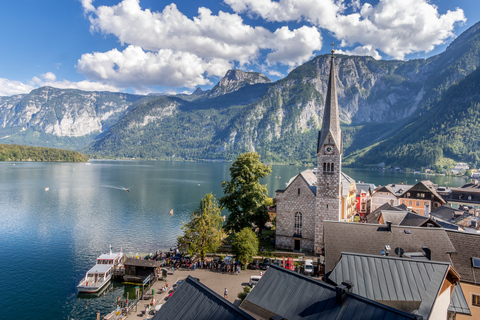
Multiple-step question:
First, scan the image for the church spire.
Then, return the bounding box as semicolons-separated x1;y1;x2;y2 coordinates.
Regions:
317;44;341;154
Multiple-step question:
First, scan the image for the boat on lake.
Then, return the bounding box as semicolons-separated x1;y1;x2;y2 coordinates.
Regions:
77;249;125;293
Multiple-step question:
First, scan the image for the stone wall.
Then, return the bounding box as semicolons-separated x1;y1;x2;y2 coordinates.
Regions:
275;174;316;252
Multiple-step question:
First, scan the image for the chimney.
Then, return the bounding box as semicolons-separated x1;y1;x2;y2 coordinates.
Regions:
386;221;392;232
422;247;431;260
335;281;353;304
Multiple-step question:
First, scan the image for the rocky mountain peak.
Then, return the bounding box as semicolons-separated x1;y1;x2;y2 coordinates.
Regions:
208;69;271;98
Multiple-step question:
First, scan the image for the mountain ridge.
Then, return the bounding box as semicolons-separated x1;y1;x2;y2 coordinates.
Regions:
1;21;480;168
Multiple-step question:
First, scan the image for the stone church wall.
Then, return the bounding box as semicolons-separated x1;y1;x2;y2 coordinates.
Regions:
275;175;316;252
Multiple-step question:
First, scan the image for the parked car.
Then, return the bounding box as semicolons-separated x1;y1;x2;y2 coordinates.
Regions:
249;275;262;287
304;259;314;275
248;260;260;270
260;258;271;270
271;259;281;267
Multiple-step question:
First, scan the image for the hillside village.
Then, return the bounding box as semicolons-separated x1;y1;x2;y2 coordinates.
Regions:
150;51;480;320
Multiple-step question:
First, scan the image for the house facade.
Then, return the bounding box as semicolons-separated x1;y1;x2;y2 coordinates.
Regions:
398;180;445;216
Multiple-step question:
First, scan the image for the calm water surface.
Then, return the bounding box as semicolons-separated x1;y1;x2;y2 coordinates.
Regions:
0;161;467;320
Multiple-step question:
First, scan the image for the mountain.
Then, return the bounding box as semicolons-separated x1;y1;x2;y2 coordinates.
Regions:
0;87;152;150
2;21;480;168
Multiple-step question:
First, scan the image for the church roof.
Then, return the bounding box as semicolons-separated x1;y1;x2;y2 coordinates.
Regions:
318;55;342;154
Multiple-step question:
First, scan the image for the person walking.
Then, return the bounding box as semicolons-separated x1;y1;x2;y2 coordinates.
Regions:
224;288;228;299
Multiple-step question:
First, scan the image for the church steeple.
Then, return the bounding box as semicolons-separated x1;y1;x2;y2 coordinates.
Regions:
317;45;341;154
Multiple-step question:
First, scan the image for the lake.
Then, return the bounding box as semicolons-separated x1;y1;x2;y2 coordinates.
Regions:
0;161;468;320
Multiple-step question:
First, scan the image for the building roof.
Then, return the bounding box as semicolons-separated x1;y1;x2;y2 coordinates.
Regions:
400;181;445;204
356;183;376;196
399;212;441;228
153;275;255;320
328;252;460;320
341;172;356;196
318;55;342;155
430;206;465;221
375;184;413;197
241;265;419;320
323;221;456;273
124;258;162;268
433;220;459;230
448;283;471;315
445;229;480;285
378;210;409;225
365;203;410;224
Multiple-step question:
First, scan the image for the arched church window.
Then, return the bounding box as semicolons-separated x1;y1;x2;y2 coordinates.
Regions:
323;162;326;172
295;212;302;235
331;163;334;172
327;163;331;171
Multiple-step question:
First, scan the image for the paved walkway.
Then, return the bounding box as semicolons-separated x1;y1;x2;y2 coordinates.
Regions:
124;267;262;320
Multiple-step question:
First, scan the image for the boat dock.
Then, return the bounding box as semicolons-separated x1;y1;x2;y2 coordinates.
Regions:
100;267;262;320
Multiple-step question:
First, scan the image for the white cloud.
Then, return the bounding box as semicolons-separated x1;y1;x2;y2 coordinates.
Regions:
225;0;466;60
266;26;322;67
0;78;35;96
335;45;382;60
42;72;57;82
78;0;322;89
0;73;120;97
77;45;232;89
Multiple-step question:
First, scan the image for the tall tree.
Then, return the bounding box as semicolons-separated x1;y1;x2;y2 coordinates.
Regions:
220;152;272;233
231;227;259;268
177;193;225;260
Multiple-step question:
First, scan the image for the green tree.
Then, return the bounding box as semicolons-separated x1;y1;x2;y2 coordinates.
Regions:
220;152;272;233
231;227;258;268
177;193;225;260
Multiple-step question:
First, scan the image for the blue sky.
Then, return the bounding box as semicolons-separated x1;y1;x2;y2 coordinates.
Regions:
0;0;478;96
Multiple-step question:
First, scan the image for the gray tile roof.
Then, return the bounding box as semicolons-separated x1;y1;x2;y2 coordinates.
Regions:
365;203;408;224
241;265;419;320
448;283;471;315
323;221;455;273
328;252;459;320
430;206;464;221
399;212;440;228
356;183;376;196
445;229;480;285
153;275;255;320
379;210;409;225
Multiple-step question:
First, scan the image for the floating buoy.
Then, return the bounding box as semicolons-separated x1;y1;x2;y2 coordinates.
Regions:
45;187;49;191
170;209;173;216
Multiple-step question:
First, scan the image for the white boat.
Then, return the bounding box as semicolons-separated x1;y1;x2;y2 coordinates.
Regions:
77;250;125;293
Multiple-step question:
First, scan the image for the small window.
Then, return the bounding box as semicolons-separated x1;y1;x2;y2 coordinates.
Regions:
409;201;412;206
473;294;480;307
298;188;300;195
472;257;480;268
416;201;420;207
402;200;405;204
331;163;334;172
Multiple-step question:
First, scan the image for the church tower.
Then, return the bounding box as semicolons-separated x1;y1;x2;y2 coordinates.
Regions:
314;46;342;254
